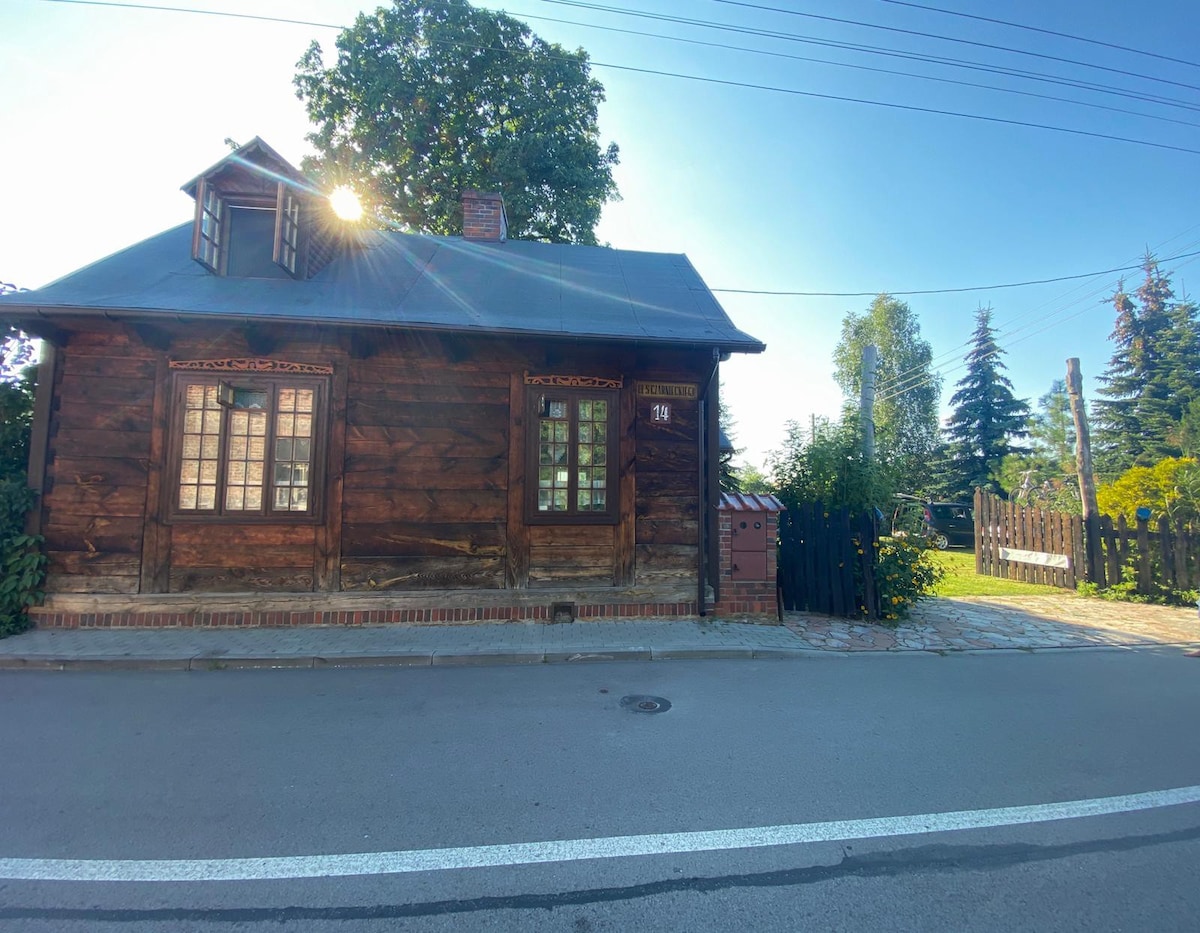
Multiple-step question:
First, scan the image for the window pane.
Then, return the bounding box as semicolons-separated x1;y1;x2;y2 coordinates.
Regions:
294;414;312;437
578;400;592;420
228;436;247;460
578;445;592;466
202;410;221;434
274;487;291;509
553;489;568;510
201;436;220;459
233;389;268;410
197;486;217;510
278;388;296;412
248;413;267;436
227;461;246;485
248;437;265;460
594;445;606;466
578;423;592;443
178;486;198;510
539;467;553;487
294;438;311;462
225;487;245;510
548;399;567;419
180;461;199;484
276;438;293;461
230;411;249;436
296;390;314;413
245;487;263;510
578;468;591;487
578;490;591;509
200;460;218;484
594;400;608;420
291;488;308;510
247;462;263;485
184;410;203;433
277;414;294;437
553;422;568;443
274;463;293;486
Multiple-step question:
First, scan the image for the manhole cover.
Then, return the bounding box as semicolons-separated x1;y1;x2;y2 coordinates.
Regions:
620;694;671;714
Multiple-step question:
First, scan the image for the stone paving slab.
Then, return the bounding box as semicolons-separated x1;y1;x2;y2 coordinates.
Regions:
784;595;1200;653
0;598;1197;670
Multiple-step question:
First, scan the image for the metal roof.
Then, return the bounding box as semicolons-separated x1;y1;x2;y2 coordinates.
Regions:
719;492;785;512
0;224;765;353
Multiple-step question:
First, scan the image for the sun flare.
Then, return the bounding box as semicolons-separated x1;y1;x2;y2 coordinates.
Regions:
329;186;363;222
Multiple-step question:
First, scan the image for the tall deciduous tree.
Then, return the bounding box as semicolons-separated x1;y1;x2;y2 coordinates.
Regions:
1;281;36;380
1093;257;1200;473
833;294;941;495
294;0;619;244
939;307;1029;499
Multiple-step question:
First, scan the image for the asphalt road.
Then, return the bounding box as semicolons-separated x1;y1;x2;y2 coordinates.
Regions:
1;649;1198;931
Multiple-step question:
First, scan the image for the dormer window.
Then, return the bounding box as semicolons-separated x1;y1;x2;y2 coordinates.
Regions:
184;138;320;280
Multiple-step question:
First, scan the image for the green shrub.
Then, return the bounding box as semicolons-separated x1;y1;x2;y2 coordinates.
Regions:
0;479;44;637
873;536;944;625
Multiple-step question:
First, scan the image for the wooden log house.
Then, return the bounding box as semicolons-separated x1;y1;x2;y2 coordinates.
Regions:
0;139;765;627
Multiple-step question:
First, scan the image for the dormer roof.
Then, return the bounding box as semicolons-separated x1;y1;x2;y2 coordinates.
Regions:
180;137;309;200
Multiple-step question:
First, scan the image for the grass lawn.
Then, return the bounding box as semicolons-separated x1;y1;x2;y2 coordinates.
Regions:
929;549;1069;598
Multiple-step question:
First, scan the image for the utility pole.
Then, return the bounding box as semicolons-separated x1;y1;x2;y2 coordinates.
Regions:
1066;358;1100;582
860;344;878;461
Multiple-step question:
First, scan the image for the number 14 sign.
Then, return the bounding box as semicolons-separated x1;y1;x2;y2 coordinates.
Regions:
650;402;672;424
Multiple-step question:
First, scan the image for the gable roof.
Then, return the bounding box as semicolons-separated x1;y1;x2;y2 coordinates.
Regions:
0;224;764;352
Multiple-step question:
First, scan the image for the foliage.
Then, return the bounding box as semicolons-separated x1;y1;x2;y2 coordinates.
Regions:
833;294;941;495
1;281;36;380
0;480;44;637
873;536;944;625
0;368;35;477
769;416;892;514
294;0;619;244
1077;560;1197;609
939;306;1029;500
0;361;41;637
1028;380;1076;477
718;382;741;493
1093;258;1200;473
737;463;773;495
1095;457;1199;525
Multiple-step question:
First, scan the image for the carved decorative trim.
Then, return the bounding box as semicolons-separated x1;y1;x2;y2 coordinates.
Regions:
169;358;334;375
524;371;623;390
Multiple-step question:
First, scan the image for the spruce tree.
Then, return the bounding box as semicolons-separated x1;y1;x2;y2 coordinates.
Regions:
1093;257;1200;472
941;307;1030;499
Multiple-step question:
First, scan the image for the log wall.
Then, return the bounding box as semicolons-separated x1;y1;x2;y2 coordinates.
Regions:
35;319;712;611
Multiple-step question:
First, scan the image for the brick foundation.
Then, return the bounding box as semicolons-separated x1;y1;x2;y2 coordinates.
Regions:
28;599;700;630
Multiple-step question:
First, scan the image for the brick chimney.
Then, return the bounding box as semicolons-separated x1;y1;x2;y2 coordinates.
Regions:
461;190;507;242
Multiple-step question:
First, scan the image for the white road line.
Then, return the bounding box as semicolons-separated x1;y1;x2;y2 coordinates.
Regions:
3;784;1198;883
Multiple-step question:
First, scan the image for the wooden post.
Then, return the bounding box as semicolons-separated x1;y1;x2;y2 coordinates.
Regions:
24;342;58;537
1066;358;1100;583
860;344;878;462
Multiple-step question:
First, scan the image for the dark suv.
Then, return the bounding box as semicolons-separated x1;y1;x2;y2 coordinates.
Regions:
891;500;975;550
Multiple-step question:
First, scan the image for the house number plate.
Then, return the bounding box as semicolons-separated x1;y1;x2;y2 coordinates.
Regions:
650;402;672;424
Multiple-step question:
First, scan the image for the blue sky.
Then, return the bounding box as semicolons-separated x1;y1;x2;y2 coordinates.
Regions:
2;0;1198;470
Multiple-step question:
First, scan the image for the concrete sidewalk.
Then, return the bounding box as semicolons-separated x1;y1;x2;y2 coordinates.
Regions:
0;596;1196;670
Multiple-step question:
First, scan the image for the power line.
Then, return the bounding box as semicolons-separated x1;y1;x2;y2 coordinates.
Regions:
41;0;1200;156
877;0;1200;71
519;11;1200;131
541;0;1200;114
702;0;1200;94
711;249;1200;297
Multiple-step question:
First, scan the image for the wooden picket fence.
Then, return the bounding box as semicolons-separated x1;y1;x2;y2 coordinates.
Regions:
974;490;1081;589
777;503;879;619
1087;512;1199;593
974;490;1199;595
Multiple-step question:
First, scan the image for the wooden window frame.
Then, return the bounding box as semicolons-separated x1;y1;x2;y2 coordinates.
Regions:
525;387;619;525
192;181;309;278
273;182;306;279
165;372;328;524
192;179;224;273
